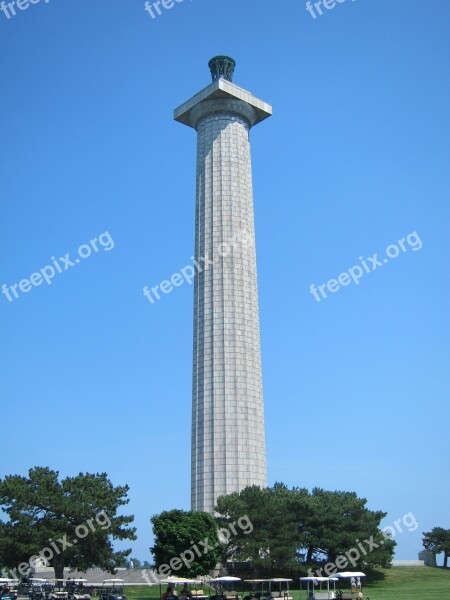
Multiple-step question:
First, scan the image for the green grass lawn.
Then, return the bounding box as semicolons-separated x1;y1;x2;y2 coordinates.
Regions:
124;568;449;600
362;566;450;599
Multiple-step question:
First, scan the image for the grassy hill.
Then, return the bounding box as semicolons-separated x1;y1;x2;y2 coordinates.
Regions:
363;566;449;599
125;567;450;600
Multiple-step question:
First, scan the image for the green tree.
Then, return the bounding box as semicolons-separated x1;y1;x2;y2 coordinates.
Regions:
423;528;450;568
301;488;395;572
150;509;222;577
215;484;395;577
216;483;305;575
0;467;136;580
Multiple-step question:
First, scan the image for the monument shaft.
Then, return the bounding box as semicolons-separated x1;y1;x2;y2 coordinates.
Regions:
174;60;272;513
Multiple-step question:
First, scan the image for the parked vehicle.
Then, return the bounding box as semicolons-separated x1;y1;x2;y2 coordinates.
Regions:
331;572;366;599
243;579;269;600
99;580;127;600
67;579;90;600
0;578;18;600
28;580;55;600
267;579;293;600
300;576;337;600
210;576;242;600
51;580;68;600
244;578;292;600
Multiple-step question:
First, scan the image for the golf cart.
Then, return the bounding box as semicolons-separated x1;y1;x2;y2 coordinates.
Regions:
210;577;242;600
99;580;127;600
300;577;337;600
243;580;269;600
0;579;18;600
189;579;209;600
28;580;55;600
66;580;90;600
244;578;292;600
332;572;366;599
267;579;293;600
159;577;198;599
51;581;68;600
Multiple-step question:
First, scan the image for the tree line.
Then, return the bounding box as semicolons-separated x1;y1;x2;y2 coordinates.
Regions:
150;483;395;579
0;467;448;580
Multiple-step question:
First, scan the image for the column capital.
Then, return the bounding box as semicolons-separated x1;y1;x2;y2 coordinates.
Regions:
174;78;272;130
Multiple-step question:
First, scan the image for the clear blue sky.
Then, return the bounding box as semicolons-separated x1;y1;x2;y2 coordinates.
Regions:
1;0;449;564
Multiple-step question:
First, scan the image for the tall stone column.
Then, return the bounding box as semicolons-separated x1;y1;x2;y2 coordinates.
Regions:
174;57;272;513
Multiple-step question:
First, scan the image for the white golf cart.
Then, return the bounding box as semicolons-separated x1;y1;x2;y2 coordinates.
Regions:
244;578;293;600
0;578;18;600
332;572;366;599
300;577;337;600
189;578;211;600
51;580;68;600
243;579;268;600
28;579;55;600
66;579;90;600
99;580;127;600
210;577;242;600
159;577;199;599
267;579;293;600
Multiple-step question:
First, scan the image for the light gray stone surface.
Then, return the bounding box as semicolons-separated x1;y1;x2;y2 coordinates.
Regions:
174;78;272;129
175;77;271;513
